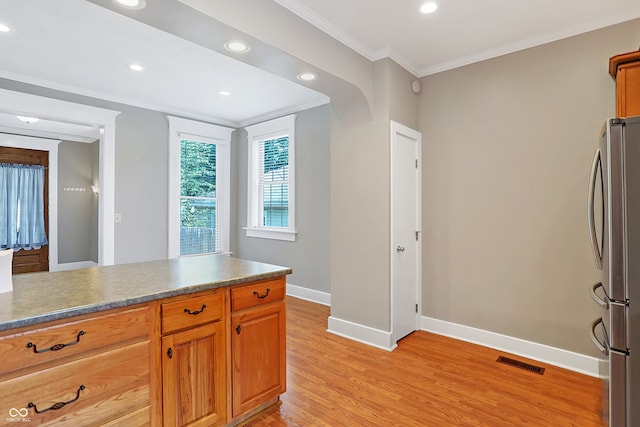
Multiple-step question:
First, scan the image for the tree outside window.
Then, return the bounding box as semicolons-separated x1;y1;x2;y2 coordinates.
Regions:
180;139;217;255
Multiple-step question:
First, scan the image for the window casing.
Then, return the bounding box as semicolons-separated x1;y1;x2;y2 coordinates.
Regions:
245;114;296;241
167;116;233;258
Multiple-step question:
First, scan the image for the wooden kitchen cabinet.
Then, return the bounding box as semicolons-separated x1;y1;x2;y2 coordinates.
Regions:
0;304;157;426
1;255;291;427
160;290;227;427
609;50;640;118
230;277;286;417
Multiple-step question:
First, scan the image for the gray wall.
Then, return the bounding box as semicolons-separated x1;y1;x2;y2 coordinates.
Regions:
236;105;331;294
111;106;168;264
58;140;98;264
419;19;640;356
0;78;317;274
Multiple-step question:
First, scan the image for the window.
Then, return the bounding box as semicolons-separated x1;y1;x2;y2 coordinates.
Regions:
167;116;233;258
0;163;48;250
245;114;296;241
180;139;217;255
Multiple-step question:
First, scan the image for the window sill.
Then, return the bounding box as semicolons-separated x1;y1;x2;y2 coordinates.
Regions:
244;227;297;242
178;251;232;258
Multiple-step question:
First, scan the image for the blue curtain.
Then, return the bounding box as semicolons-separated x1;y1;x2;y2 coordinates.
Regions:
0;163;48;250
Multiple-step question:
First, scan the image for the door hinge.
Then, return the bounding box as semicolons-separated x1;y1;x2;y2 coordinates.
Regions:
415;231;421;241
415;159;419;169
415;304;419;313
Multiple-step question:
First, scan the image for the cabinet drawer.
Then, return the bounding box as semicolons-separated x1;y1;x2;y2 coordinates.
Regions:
161;291;224;334
101;406;151;426
0;340;150;426
231;278;285;312
0;305;152;376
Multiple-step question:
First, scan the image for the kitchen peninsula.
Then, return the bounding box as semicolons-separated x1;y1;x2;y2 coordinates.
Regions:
0;255;291;426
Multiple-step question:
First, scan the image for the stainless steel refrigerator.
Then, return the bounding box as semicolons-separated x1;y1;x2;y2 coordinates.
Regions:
588;116;640;427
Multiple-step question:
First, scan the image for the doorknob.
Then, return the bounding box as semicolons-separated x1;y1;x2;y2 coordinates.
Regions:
396;246;405;252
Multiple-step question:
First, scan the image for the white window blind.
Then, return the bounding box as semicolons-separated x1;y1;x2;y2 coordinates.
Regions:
258;136;289;228
245;114;296;241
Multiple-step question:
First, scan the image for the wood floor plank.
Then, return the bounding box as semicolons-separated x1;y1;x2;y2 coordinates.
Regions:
242;297;604;427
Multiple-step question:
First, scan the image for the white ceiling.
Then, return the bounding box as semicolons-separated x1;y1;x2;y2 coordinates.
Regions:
275;0;640;76
0;112;99;143
0;0;329;129
0;0;639;137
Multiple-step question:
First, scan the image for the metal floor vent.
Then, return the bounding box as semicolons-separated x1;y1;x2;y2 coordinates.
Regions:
496;356;545;375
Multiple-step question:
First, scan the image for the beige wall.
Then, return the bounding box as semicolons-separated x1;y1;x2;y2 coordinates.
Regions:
419;19;640;355
330;58;418;331
388;59;419;130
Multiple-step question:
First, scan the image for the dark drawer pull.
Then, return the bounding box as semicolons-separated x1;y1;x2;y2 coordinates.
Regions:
253;288;271;299
184;304;207;315
28;384;85;414
27;331;86;354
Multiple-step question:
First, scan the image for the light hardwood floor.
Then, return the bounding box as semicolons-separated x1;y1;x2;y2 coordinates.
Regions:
245;297;604;427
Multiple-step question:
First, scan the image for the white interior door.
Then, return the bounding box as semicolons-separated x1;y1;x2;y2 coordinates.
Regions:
391;121;421;343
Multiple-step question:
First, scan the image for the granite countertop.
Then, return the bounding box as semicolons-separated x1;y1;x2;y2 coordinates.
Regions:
0;255;291;332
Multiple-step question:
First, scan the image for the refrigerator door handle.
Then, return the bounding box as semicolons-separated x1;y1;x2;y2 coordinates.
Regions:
588;148;603;270
589;317;608;355
589;282;609;308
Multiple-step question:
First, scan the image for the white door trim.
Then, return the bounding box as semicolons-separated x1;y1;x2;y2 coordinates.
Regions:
390;120;422;343
0;88;120;267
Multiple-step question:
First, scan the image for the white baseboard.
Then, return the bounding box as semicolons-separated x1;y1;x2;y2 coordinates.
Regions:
421;316;605;378
327;316;397;352
285;284;395;352
286;283;331;306
50;260;98;272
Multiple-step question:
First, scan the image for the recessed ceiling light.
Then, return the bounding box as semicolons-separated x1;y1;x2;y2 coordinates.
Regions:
224;40;251;53
218;91;231;96
0;24;10;33
420;2;438;14
297;72;317;82
113;0;146;9
128;63;145;72
16;116;39;124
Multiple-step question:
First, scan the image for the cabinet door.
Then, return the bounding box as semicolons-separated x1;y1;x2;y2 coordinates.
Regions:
617;61;640;118
231;302;286;417
162;322;226;427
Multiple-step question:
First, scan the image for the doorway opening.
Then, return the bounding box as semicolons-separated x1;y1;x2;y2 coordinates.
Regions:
0;87;120;269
